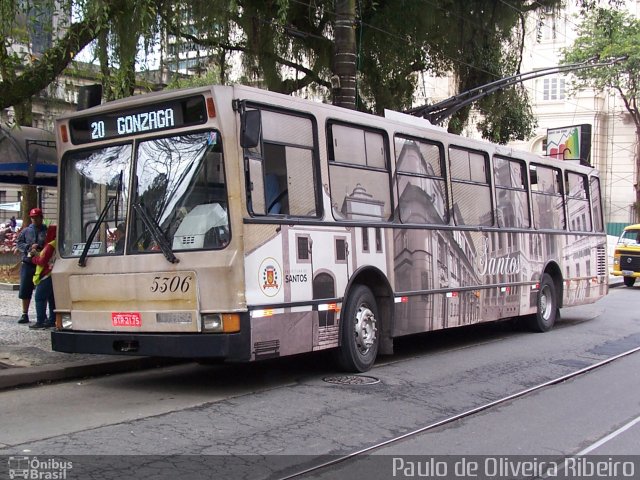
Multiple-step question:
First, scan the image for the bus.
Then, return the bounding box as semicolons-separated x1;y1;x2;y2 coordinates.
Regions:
51;84;608;372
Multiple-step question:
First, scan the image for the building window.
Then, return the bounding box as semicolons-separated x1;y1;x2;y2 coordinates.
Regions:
538;11;566;42
335;237;348;263
542;78;565;101
362;227;369;252
297;235;311;263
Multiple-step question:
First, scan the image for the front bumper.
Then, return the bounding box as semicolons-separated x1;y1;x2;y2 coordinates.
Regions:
51;329;251;361
611;270;640;277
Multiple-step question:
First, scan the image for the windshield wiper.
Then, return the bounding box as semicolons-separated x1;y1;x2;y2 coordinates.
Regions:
78;197;114;267
133;203;179;264
79;171;124;267
114;170;123;230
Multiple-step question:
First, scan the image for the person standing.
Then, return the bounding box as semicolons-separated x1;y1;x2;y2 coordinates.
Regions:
29;225;56;329
15;208;47;324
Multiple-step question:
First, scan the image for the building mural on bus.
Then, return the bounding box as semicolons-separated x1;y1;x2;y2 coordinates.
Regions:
241;90;607;361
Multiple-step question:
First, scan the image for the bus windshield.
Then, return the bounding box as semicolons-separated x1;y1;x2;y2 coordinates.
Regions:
60;130;229;258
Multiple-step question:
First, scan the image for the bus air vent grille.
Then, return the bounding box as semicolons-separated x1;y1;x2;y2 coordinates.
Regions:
254;340;280;360
596;246;607;276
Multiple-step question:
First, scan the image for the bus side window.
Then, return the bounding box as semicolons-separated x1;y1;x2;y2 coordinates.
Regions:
530;164;565;230
265;173;285;214
248;157;266;214
449;146;492;227
244;107;318;218
263;143;289;215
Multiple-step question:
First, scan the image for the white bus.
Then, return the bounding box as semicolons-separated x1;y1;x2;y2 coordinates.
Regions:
51;85;608;372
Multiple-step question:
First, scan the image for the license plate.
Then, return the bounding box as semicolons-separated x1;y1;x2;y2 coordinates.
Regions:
112;312;142;327
622;270;634;276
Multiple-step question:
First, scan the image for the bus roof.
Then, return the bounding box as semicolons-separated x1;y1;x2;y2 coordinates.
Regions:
55;84;599;176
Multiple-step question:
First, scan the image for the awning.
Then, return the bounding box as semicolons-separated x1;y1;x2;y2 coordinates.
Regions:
0;125;57;186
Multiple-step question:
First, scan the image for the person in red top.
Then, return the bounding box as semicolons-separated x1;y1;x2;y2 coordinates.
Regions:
29;225;56;330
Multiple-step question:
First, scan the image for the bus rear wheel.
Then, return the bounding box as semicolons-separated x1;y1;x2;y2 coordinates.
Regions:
334;285;379;373
527;273;558;332
624;276;636;287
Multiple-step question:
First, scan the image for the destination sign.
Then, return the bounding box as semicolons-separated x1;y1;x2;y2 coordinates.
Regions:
69;95;207;144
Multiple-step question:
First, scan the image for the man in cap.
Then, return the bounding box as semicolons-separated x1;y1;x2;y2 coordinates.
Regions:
15;208;48;324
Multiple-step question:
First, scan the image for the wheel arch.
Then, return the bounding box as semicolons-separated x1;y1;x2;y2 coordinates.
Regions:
543;261;564;308
343;265;395;355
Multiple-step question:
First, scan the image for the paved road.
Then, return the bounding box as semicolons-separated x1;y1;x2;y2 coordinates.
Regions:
0;287;637;480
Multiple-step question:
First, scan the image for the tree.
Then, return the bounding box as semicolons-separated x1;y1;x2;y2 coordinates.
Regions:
163;0;563;141
561;7;640;220
0;1;126;110
1;0;162;220
4;0;603;146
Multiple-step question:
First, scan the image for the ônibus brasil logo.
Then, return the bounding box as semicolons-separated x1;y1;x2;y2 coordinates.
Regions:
8;456;73;479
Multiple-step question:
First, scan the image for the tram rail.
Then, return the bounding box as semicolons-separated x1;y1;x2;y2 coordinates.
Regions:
278;345;640;480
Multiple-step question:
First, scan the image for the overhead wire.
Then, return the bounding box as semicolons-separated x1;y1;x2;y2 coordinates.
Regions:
255;0;625;124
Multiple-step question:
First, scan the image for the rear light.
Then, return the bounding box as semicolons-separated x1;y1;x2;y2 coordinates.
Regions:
60;125;69;143
206;98;216;118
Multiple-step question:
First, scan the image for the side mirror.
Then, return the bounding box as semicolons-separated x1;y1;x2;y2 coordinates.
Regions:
240;109;261;148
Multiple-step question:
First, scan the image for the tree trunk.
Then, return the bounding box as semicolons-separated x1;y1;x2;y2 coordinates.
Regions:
14;99;38;227
333;0;357;110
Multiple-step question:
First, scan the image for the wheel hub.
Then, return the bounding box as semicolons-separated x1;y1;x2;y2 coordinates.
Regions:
354;305;377;353
540;285;552;320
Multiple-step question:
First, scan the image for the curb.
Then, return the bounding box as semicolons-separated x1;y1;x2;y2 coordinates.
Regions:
0;283;18;291
609;279;624;288
0;356;182;390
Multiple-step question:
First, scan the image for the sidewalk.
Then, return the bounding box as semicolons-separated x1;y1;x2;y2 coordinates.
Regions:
0;276;626;390
0;284;173;390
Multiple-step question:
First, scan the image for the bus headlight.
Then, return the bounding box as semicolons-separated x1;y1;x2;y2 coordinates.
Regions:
202;313;240;333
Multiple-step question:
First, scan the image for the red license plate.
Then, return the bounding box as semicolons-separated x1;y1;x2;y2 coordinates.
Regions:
112;312;142;327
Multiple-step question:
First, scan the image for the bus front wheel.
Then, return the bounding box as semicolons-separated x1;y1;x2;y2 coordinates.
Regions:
527;273;558;332
624;276;636;287
335;285;379;373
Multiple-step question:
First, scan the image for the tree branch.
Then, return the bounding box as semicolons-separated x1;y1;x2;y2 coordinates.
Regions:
0;16;99;110
163;14;332;92
614;83;640;129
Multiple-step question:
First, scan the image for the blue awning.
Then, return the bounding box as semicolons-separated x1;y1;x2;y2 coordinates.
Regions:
0;126;57;186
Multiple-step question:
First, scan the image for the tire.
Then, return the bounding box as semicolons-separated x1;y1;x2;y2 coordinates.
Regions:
334;285;379;372
624;276;636;287
527;273;558;332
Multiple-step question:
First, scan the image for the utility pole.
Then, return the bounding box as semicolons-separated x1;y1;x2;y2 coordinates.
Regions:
333;0;357;110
